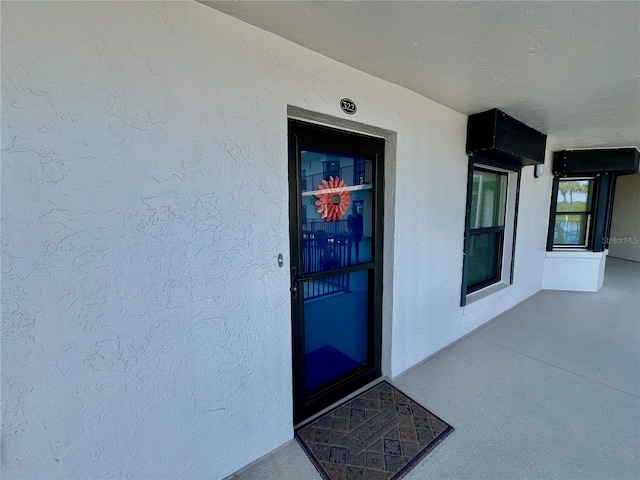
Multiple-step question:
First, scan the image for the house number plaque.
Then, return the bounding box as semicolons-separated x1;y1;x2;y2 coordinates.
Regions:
340;98;357;115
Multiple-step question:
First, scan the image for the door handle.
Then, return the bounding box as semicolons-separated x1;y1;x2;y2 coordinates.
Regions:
290;267;312;298
291;276;312;298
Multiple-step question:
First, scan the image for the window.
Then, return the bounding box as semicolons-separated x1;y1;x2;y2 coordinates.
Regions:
353;159;367;185
546;174;615;253
552;178;595;247
323;159;340;179
467;169;508;291
462;159;521;304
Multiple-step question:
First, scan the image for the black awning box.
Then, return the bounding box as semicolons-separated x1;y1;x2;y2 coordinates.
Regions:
553;148;640;176
466;108;547;166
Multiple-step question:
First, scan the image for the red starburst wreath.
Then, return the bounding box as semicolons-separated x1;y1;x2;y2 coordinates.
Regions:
315;176;351;222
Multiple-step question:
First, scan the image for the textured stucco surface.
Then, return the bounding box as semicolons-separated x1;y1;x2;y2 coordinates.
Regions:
206;1;640;151
2;2;552;479
543;251;608;292
2;3;294;478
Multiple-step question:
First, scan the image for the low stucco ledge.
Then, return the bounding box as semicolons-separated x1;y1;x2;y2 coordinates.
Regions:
543;249;608;292
545;249;608;259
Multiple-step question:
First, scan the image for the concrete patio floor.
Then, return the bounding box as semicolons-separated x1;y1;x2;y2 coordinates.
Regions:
229;257;640;480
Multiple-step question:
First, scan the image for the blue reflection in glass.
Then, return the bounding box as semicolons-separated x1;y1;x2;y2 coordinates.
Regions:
304;271;369;393
301;150;373;274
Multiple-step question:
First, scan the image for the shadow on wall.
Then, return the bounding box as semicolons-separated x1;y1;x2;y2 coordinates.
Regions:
608;173;640;262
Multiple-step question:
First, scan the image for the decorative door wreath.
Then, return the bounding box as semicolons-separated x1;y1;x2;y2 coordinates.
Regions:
314;176;351;222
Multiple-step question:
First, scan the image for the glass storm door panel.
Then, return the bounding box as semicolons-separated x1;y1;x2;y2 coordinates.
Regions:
304;270;370;393
288;120;384;424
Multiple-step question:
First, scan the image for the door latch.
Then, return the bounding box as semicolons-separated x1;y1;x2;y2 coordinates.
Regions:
290;267;312;298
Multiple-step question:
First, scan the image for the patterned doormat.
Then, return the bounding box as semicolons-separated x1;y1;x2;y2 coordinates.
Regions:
295;381;454;480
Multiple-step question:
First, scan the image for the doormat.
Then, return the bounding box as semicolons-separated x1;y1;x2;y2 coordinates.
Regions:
295;381;454;480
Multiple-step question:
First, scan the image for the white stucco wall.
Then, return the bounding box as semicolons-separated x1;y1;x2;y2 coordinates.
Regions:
608;173;640;262
2;2;552;479
388;150;553;375
543;250;608;291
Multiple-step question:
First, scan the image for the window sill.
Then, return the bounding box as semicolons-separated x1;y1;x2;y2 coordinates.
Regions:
546;250;608;259
465;281;510;306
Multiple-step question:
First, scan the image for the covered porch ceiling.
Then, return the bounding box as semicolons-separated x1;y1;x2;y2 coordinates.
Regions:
203;1;640;152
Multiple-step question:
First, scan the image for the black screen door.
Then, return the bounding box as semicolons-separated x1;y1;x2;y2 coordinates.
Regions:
288;120;384;423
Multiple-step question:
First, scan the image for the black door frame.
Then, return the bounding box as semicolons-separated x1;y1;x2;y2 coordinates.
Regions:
288;119;385;424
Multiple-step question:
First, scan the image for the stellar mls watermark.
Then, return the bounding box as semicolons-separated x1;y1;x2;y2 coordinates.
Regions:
604;236;639;245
